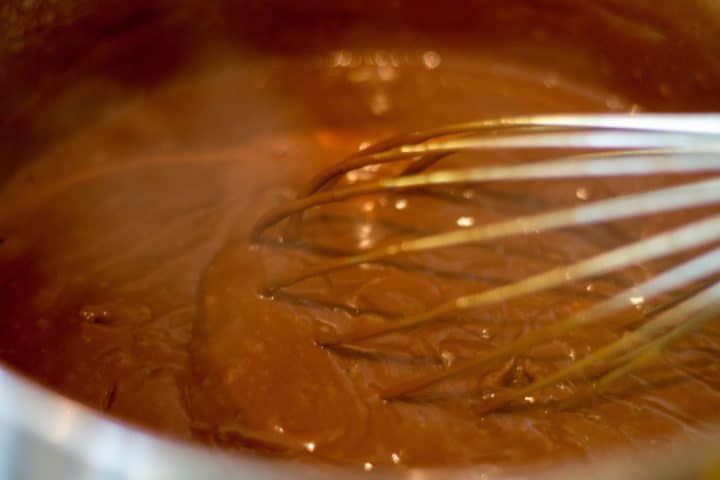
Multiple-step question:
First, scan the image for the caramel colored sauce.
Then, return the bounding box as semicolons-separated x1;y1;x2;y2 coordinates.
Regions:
0;40;719;470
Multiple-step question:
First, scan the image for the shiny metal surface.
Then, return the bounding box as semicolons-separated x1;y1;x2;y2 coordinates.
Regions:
0;362;718;479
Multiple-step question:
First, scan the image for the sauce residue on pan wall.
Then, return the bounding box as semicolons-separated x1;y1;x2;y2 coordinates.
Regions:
1;4;720;470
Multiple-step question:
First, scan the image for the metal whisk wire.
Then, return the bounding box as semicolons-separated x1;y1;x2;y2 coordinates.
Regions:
252;113;720;412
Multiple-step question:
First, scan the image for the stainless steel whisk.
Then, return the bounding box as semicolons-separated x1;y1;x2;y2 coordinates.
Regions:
252;114;720;412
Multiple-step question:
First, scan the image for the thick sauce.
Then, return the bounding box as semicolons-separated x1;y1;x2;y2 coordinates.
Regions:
1;43;719;470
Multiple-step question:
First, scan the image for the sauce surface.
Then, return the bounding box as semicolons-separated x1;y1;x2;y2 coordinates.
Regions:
0;40;719;470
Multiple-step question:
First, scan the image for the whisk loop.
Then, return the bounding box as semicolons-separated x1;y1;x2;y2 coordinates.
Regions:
253;114;720;411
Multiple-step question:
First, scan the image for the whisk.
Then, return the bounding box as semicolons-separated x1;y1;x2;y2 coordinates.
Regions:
252;113;720;413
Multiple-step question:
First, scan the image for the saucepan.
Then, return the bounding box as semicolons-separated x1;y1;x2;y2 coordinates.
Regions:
1;1;720;478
